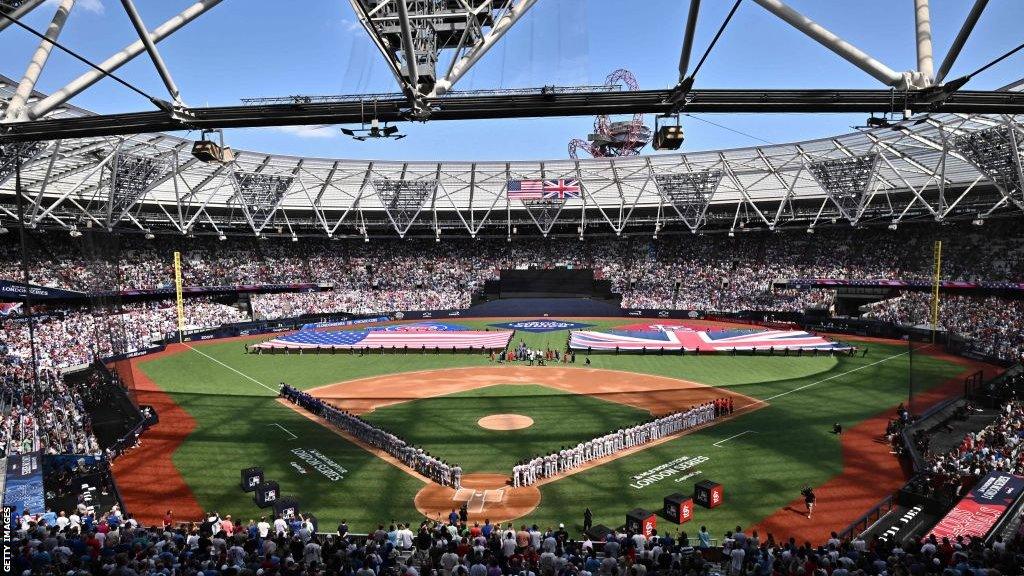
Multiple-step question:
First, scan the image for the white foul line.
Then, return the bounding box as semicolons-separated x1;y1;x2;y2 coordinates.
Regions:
186;344;278;393
269;423;298;440
741;349;912;410
713;430;755;447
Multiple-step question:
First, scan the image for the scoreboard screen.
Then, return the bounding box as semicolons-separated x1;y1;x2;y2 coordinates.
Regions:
499;268;595;298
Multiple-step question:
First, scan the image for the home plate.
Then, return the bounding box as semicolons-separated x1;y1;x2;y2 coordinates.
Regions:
451;488;504;513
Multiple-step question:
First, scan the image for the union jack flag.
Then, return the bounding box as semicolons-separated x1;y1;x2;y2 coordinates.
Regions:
569;328;851;352
507;179;582;200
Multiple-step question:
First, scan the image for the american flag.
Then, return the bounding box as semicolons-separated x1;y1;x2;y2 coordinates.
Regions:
570;328;850;352
507;179;582;200
255;327;513;350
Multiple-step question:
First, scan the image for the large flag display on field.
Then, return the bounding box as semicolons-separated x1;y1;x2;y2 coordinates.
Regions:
255;322;513;350
507;179;581;200
927;471;1024;541
569;326;850;352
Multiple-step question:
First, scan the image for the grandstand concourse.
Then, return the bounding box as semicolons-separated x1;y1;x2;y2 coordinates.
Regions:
1;1;1024;575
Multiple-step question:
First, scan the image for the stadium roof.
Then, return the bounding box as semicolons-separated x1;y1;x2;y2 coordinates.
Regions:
2;73;1021;239
0;1;1022;238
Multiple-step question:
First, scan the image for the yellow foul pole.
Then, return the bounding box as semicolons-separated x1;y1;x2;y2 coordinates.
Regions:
174;251;184;343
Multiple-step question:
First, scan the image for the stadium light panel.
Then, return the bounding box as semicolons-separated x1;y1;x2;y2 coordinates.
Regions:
653;170;722;233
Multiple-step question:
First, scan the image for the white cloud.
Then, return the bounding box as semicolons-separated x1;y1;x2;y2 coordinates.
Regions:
339;18;361;32
46;0;104;14
272;125;338;139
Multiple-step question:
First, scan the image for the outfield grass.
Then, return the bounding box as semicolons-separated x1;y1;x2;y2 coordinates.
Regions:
138;318;963;534
363;384;650;472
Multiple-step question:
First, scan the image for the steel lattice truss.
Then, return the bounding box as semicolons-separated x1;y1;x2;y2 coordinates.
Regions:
372;178;436;236
2;0;1024;143
1;76;1023;238
653;170;723;232
521;199;566;236
0;1;30;13
230;170;294;234
105;151;170;227
350;0;535;106
0;140;46;185
951;124;1024;210
807;153;880;223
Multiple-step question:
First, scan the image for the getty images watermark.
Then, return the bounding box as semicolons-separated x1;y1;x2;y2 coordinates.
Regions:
2;505;12;574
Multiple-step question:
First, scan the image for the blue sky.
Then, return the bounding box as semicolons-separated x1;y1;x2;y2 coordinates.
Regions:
2;0;1022;161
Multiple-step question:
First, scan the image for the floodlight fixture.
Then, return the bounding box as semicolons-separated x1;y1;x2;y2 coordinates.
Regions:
192;129;235;164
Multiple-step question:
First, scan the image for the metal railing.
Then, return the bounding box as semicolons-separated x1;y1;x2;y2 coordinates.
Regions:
839;493;896;540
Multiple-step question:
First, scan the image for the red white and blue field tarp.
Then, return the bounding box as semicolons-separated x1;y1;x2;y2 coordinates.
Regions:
927;471;1024;541
255;322;513;351
569;325;850;352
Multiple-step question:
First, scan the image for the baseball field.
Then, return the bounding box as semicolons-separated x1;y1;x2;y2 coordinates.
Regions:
109;317;992;542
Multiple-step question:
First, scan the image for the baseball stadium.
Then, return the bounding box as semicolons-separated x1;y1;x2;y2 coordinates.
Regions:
1;1;1024;575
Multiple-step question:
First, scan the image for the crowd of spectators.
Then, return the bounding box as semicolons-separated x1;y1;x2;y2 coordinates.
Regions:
915;398;1024;504
2;299;248;370
0;298;243;457
865;293;1024;363
4;220;1023;314
251;289;466;320
0;362;98;457
8;498;1024;575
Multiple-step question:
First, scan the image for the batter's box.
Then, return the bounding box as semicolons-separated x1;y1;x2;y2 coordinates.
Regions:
451;488;505;513
453;488;476;502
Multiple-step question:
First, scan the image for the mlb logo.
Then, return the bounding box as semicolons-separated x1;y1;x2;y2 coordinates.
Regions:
241;466;264;492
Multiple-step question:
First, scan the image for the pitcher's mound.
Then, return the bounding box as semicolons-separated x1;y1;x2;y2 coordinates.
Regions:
478;414;534;430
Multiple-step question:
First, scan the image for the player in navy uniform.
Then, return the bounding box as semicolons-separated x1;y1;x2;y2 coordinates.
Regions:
801;486;816;518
